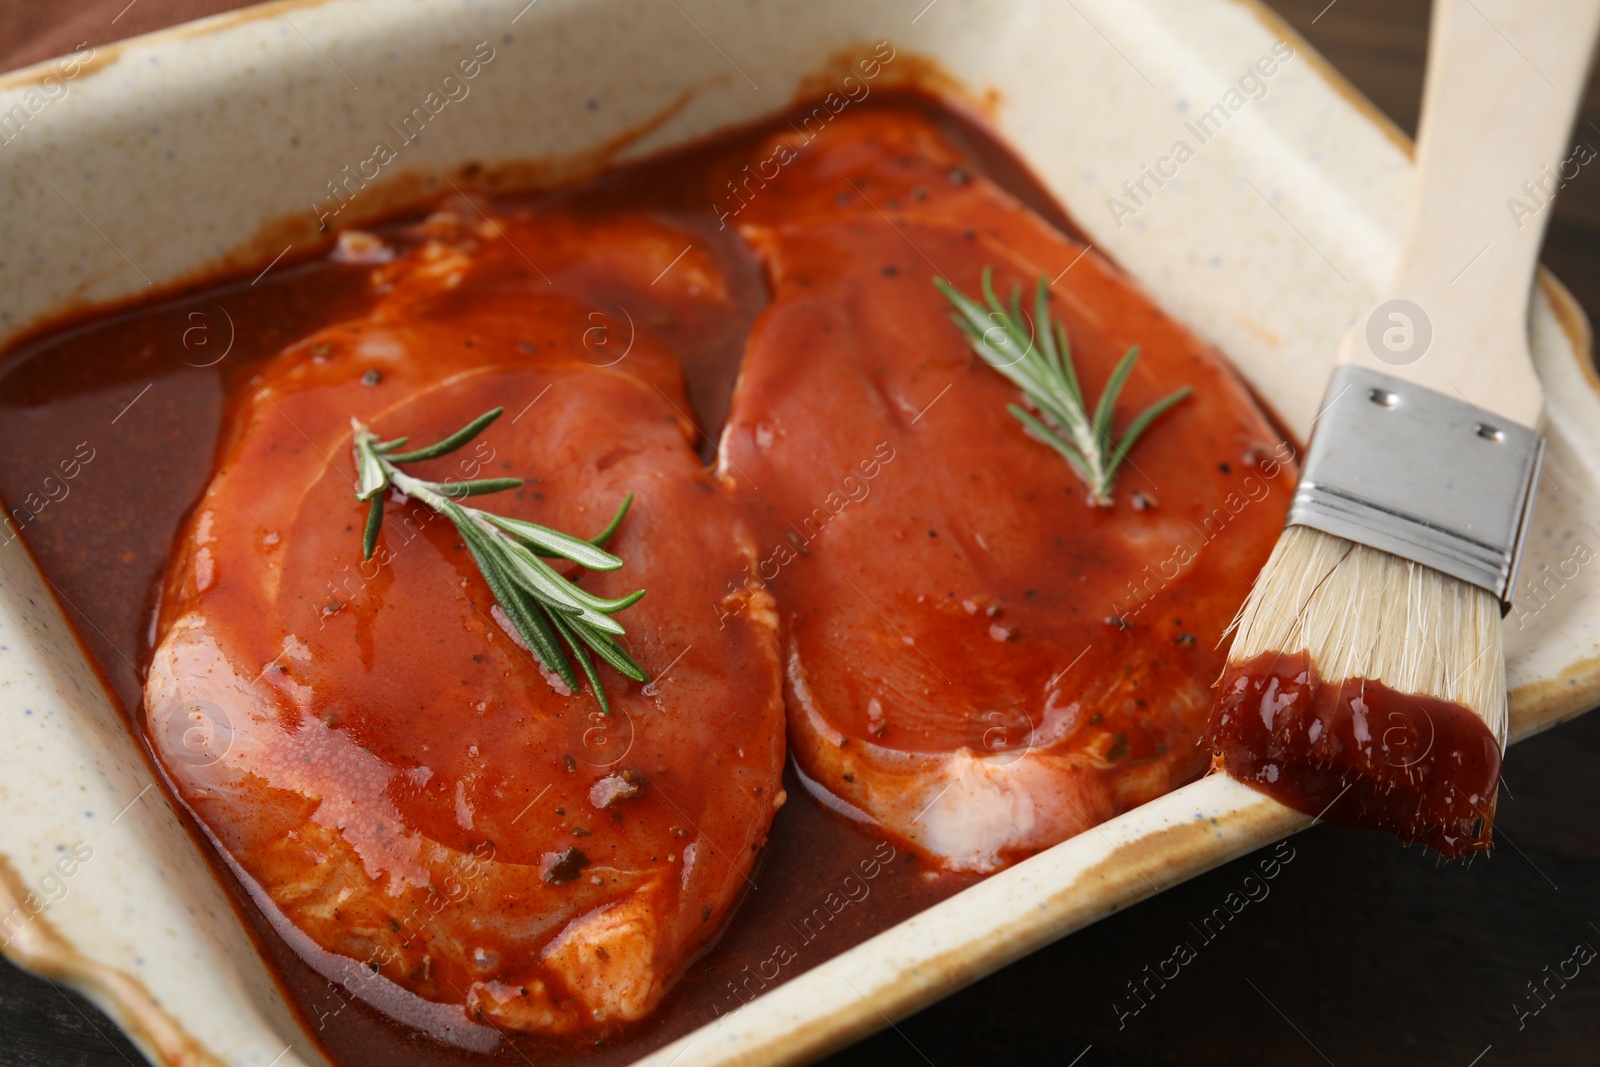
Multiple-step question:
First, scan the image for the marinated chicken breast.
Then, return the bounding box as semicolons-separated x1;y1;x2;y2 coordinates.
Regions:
143;206;784;1045
720;111;1295;873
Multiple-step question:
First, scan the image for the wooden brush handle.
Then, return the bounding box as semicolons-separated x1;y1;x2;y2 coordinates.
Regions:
1341;0;1600;428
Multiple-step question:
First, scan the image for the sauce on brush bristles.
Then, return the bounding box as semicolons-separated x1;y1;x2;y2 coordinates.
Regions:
1206;526;1506;856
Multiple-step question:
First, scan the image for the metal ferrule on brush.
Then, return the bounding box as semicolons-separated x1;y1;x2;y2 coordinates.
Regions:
1287;365;1543;606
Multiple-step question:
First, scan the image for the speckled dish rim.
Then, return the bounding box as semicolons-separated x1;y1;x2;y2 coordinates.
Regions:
0;2;1596;1066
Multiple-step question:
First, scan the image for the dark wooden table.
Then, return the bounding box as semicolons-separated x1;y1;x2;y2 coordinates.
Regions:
3;1;1597;1064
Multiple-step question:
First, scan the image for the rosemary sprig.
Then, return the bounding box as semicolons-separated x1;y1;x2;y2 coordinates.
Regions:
936;269;1192;507
351;406;647;712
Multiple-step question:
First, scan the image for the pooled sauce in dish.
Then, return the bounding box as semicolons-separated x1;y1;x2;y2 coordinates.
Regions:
0;92;1292;1064
1208;652;1502;856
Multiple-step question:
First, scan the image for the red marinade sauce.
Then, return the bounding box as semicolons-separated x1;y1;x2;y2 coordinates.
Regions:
1207;651;1503;856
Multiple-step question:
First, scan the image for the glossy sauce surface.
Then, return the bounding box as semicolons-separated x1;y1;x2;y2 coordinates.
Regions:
0;93;1285;1063
1208;651;1502;856
721;111;1296;872
142;205;794;1043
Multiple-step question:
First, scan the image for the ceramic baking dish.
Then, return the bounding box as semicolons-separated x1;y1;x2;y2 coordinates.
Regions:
2;1;1597;1064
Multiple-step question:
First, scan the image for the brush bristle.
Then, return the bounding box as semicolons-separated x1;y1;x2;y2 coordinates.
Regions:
1226;525;1506;746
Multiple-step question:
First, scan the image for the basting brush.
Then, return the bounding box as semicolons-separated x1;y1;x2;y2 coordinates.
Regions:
1206;0;1600;856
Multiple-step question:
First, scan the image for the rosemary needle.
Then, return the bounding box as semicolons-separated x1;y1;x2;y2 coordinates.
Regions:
936;268;1192;507
350;406;647;712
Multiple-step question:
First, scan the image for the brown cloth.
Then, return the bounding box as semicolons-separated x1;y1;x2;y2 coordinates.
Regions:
0;0;256;74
